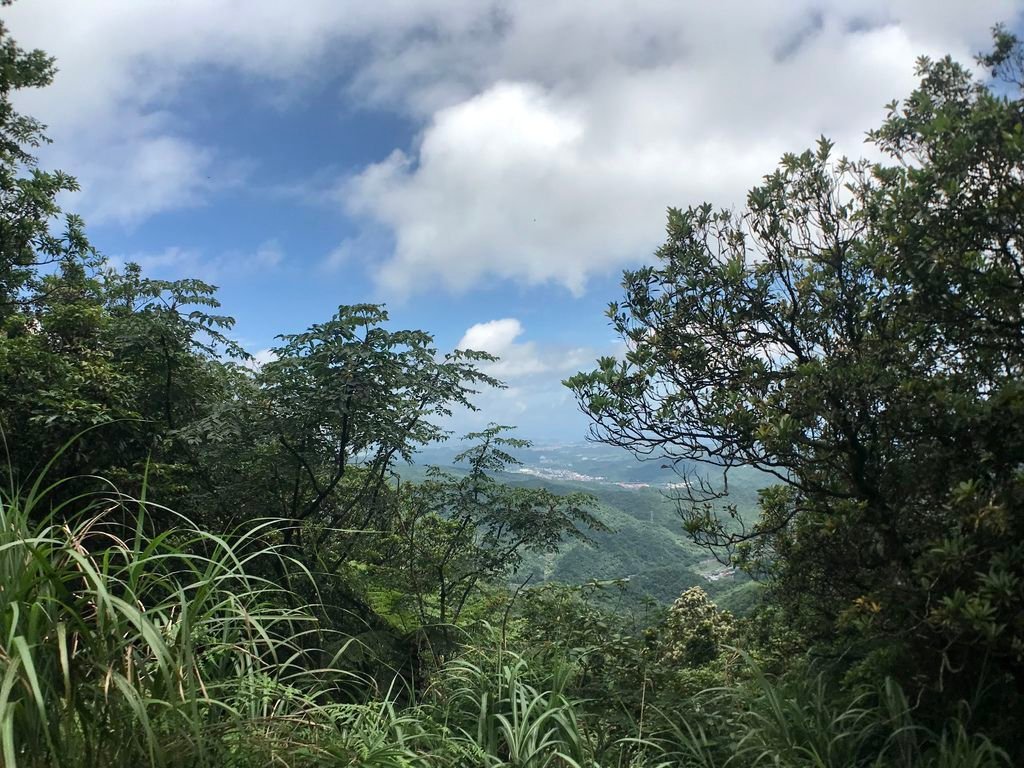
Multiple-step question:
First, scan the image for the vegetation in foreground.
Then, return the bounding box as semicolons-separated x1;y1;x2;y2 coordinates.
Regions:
1;7;1021;766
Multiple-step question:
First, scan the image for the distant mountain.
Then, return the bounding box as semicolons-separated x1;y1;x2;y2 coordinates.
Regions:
415;440;697;484
405;441;768;614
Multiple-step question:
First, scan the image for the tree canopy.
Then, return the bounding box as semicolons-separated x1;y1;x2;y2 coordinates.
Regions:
567;30;1024;721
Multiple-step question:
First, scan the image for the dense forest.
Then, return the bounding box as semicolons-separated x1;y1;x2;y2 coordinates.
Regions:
1;10;1023;767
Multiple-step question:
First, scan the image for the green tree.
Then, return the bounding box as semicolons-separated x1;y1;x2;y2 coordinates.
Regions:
390;425;603;642
159;305;509;643
245;305;499;550
0;9;84;323
0;12;243;505
566;30;1024;739
658;587;732;668
0;11;115;475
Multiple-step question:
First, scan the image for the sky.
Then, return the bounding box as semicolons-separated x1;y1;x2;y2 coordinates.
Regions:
6;1;1023;442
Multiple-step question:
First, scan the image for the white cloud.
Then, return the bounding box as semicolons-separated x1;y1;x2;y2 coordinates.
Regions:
67;136;234;226
319;228;390;273
240;346;279;372
346;5;1006;295
456;317;593;383
458;318;524;355
458;317;548;379
323;242;353;272
6;0;1022;282
110;239;283;283
420;315;614;439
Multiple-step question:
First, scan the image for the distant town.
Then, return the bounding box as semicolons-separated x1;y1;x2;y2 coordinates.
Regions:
513;464;690;490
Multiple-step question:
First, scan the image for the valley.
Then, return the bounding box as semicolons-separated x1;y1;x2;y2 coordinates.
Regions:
409;441;767;614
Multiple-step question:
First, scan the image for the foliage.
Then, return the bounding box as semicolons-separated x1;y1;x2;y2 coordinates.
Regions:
0;464;351;767
0;21;243;504
0;12;85;324
658;587;733;668
252;304;499;536
566;27;1024;742
391;425;602;639
0;7;1021;767
429;648;591;767
638;658;1012;768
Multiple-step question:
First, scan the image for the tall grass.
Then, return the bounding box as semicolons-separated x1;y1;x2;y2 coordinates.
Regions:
0;467;354;767
639;657;1012;768
430;649;592;767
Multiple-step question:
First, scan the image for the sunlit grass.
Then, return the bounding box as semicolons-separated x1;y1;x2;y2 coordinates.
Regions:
0;457;361;767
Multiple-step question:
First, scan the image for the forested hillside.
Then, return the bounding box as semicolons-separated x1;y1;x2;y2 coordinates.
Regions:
1;9;1023;767
406;448;764;612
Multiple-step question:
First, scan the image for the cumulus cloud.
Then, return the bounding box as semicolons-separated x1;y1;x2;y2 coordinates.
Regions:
449;317;599;438
457;317;591;381
319;228;392;273
6;0;1022;286
66;136;242;226
348;84;599;295
345;2;1016;295
458;318;526;356
4;0;412;225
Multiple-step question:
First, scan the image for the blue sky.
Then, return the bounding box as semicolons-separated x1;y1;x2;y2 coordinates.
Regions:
6;1;1022;441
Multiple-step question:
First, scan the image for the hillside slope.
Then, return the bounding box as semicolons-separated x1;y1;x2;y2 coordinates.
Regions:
406;443;767;613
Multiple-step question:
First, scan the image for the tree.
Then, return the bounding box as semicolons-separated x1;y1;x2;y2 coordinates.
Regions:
245;305;500;551
566;30;1024;733
0;11;84;324
0;12;112;475
153;304;509;641
392;425;603;643
0;14;243;505
0;5;515;652
658;587;732;669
